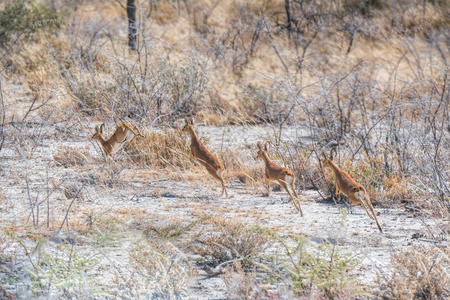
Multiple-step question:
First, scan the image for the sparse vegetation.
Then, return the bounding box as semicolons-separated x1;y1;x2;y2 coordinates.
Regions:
282;238;365;298
0;0;60;48
144;215;211;239
126;128;191;169
26;244;99;297
53;145;89;167
193;217;272;268
379;246;450;299
223;261;266;299
0;0;449;298
128;239;190;298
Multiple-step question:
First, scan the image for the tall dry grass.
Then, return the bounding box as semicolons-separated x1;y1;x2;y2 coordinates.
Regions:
379;246;450;299
125;128;191;169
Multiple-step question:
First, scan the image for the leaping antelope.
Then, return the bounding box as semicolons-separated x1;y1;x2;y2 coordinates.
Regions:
182;118;228;197
92;123;145;160
256;141;303;216
321;149;382;232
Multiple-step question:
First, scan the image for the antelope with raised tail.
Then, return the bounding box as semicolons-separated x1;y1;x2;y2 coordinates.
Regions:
321;149;382;232
92;123;145;160
256;141;303;216
182;118;228;197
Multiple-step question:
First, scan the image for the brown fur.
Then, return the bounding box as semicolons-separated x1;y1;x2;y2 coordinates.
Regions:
256;142;303;216
92;123;145;160
321;149;382;232
182;118;228;197
351;186;364;193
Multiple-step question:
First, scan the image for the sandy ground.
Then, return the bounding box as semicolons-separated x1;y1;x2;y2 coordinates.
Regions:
0;119;449;299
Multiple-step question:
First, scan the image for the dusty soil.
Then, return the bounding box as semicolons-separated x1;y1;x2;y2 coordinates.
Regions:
0;118;448;299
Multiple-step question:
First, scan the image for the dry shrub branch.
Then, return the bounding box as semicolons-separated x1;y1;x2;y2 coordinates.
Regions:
192;217;272;269
380;246;450;299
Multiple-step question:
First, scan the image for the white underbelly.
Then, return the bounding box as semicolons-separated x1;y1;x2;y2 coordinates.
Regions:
112;142;125;154
112;131;135;154
124;130;134;142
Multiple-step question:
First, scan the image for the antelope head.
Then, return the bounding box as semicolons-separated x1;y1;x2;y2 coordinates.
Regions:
92;123;105;142
321;148;336;169
182;118;194;133
256;141;269;160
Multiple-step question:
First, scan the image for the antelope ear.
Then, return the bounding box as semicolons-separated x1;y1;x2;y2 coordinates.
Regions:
184;118;189;125
94;125;99;133
257;141;262;150
264;141;269;151
330;148;336;160
321;149;327;159
99;123;105;134
190;118;194;125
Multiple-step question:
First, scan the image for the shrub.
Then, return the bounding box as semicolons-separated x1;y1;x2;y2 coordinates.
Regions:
380;246;450;299
343;0;383;16
53;145;89;167
97;163;123;187
223;261;265;299
239;84;296;124
144;215;211;239
192;217;271;268
0;234;20;299
128;239;190;298
280;237;365;298
0;0;60;48
63;54;210;121
23;242;98;298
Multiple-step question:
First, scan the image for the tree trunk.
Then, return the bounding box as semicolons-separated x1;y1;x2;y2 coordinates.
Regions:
127;0;137;50
285;0;292;30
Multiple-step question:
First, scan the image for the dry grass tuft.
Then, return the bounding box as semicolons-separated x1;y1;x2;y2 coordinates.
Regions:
94;163;124;187
126;128;191;170
192;216;271;268
128;239;191;297
233;168;264;187
223;261;265;299
144;215;211;240
220;148;265;186
380;246;450;300
53;145;89;168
